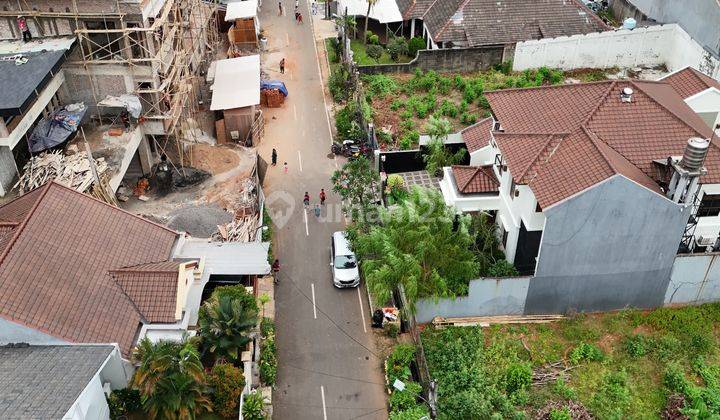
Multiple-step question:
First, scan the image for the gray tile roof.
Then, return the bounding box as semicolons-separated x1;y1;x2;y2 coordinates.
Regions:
0;344;114;420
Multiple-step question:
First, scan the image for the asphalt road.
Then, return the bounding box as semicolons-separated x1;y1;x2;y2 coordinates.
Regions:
256;2;388;419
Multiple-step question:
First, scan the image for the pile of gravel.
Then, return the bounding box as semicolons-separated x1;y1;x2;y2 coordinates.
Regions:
167;204;233;237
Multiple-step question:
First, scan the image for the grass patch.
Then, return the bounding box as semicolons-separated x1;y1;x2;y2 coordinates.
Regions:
421;302;720;419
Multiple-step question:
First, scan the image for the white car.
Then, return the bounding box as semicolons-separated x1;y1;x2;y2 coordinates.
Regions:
330;231;360;288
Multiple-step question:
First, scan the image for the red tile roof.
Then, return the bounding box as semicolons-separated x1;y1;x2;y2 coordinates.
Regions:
111;261;182;324
0;182;180;356
461;117;493;153
661;67;720;99
451;165;499;194
485;80;720;208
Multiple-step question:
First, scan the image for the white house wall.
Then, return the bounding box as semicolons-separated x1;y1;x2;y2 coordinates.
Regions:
696;183;720;245
684;88;720;129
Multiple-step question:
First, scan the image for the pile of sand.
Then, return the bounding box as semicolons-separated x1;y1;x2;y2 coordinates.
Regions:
189;144;240;175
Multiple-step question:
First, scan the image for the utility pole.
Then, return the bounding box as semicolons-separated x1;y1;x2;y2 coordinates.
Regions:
428;379;438;419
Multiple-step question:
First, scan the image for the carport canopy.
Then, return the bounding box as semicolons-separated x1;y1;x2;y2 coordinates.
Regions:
177;239;271;275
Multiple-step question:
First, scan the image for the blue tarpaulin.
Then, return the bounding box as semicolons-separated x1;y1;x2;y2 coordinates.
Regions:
28;103;87;153
261;80;288;97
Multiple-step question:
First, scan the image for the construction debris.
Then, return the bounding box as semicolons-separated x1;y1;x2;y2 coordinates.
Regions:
15;150;108;193
214;214;261;242
431;314;564;328
532;360;576;386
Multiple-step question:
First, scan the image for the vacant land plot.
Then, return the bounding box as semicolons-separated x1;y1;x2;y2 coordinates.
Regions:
421;303;720;419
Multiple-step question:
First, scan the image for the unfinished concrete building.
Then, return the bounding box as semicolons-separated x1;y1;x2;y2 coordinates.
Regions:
0;0;218;196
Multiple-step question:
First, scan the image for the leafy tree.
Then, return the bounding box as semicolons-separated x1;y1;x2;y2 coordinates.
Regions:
331;157;381;230
242;391;267;420
207;363;245;417
354;187;479;311
387;36;408;61
366;44;384;63
363;0;378;45
335;15;357;39
132;338;211;419
198;286;259;364
423;116;466;176
408;37;426;57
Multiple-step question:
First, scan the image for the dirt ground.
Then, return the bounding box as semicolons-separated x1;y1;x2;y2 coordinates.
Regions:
189;144;240;175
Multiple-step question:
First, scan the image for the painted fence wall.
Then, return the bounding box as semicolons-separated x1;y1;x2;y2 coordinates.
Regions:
665;253;720;306
414;276;530;324
513;24;720;80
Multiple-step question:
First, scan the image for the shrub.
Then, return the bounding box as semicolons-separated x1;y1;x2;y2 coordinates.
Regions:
335;103;363;140
691;332;714;355
485;259;519;277
385;322;400;338
590;370;631;419
389;381;422;412
438;76;453;94
460;112;478;125
408;37;425;57
549;408;572;420
459;100;469;113
390;99;405;111
329;68;349;102
387;36;408;61
365;30;379;44
107;388;141;419
400;119;415;132
439;100;458;118
477;95;490;110
208;363;245;417
389;405;430;420
242;391;266;420
387;344;416;385
377;130;392;145
463;84;478;102
259;332;277;386
505;362;533;394
624;334;650;357
400;130;419;149
260;317;275;338
569;342;604;364
366;44;384;62
363;74;399;98
654;335;682;361
553;378;578;401
493;60;513;75
400;109;414;120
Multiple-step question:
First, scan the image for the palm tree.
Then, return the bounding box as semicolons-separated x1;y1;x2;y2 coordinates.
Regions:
363;0;378;45
198;292;259;363
132;338;211;419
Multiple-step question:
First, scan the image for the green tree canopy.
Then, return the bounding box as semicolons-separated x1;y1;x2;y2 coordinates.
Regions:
331;156;381;231
353;187;479;311
132;338;211;419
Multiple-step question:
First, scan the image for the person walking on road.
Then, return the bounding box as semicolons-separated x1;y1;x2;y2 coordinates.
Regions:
283;162;288;173
279;58;285;74
303;192;310;208
297;12;303;24
314;204;321;218
272;259;280;283
319;188;326;205
271;148;278;166
278;1;283;15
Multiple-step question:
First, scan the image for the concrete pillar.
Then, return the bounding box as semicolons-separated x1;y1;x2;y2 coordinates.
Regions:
410;19;415;38
137;135;154;174
0;146;18;197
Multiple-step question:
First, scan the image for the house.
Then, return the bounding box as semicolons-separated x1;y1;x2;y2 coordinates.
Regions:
0;181;270;357
0;343;127;419
394;0;608;56
440;76;720;313
210;55;261;145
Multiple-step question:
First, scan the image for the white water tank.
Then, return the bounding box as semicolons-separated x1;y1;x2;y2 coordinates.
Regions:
623;18;637;30
681;137;710;171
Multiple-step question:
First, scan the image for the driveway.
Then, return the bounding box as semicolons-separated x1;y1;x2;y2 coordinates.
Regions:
256;2;388;419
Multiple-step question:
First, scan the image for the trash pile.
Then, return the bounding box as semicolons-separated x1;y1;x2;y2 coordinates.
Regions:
213;178;261;242
15;150;108;193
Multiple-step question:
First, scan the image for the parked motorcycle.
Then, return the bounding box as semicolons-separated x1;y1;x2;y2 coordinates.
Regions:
331;140;361;159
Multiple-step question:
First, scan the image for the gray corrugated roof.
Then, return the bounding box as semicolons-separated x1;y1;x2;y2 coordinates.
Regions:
177;239;271;275
0;344;114;419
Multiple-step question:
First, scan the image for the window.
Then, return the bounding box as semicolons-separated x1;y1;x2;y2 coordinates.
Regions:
510;180;517;200
698;194;720;217
501;225;509;249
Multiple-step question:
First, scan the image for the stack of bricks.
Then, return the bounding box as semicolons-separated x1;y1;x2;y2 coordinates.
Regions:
261;89;284;108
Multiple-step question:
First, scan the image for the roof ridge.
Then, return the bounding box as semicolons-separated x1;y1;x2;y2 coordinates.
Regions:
421;0;443;19
109;272;149;325
110;259;180;273
582;127;618;174
493;131;570;136
628;79;710;139
461;116;493;133
517;134;561;182
49;182;179;236
434;0;469;40
580;81;618;127
485;80;614;95
0;182;53;266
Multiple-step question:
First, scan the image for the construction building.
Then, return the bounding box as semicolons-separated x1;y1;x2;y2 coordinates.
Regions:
0;0;219;196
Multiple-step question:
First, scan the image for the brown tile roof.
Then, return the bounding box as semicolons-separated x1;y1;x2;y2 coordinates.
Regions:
112;261;181;324
661;67;720;99
0;182;179;357
452;165;499;194
397;0;608;47
486;80;720;208
461;117;493;153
